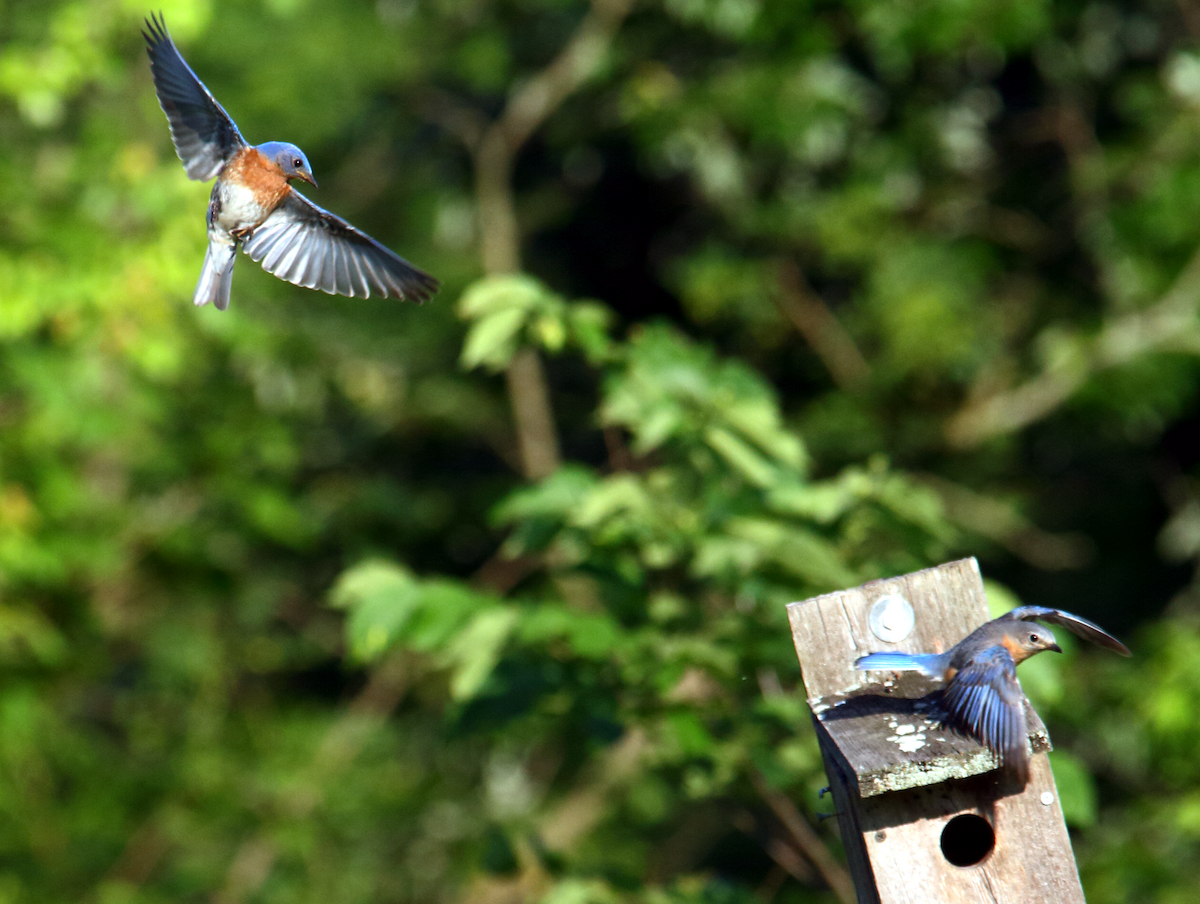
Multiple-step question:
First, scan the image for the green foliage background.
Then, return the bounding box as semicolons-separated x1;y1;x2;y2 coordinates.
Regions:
2;0;1200;901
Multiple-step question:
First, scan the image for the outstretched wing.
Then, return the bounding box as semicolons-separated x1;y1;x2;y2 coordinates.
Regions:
143;13;245;181
1006;606;1132;656
242;190;440;301
941;645;1029;782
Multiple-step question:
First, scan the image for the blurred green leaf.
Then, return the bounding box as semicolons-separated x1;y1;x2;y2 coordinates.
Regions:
328;559;420;661
459;274;554;371
460;305;528;372
1051;750;1099;829
443;606;518;701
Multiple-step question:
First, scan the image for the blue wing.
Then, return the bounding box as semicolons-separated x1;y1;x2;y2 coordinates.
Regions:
1005;606;1131;656
241;190;439;301
143;13;245;181
940;645;1028;781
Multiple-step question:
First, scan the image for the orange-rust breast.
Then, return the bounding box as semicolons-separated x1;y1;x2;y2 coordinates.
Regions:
223;148;291;210
999;633;1027;663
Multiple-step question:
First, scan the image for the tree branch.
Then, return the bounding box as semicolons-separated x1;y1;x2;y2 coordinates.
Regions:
495;0;634;157
732;809;818;885
505;346;561;480
775;259;869;390
918;474;1094;570
748;768;856;904
469;0;634;478
946;243;1200;447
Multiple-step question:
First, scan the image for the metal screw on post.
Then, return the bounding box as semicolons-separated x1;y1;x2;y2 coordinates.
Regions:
868;595;914;644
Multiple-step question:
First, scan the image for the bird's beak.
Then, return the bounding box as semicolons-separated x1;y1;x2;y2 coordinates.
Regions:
1049;642;1062;654
297;171;318;188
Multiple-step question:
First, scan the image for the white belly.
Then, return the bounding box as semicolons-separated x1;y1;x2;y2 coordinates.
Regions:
215;180;270;234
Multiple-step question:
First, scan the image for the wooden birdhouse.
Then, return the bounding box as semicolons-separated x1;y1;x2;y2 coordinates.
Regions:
787;557;1086;903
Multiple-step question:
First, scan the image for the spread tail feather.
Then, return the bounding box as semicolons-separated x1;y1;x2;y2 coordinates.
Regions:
854;652;946;680
195;239;237;310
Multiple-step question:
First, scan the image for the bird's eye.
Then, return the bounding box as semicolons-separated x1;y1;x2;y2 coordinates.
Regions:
293;158;303;168
1029;633;1039;643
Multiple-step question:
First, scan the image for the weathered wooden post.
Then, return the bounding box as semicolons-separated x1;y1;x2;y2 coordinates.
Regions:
787;557;1086;903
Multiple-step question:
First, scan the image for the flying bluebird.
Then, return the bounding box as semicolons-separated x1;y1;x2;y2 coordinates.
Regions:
855;606;1131;784
143;13;438;311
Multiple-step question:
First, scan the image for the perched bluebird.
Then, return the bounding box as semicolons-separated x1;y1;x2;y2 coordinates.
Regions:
143;13;438;310
855;606;1131;784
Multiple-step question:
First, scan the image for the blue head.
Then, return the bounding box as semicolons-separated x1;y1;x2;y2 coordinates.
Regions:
257;141;317;187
